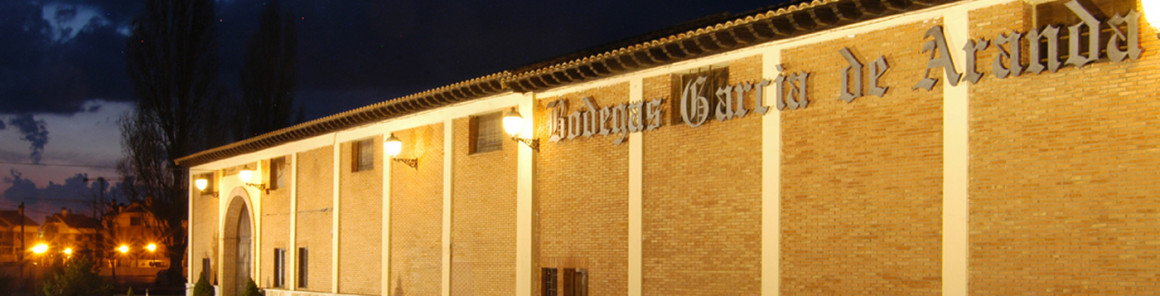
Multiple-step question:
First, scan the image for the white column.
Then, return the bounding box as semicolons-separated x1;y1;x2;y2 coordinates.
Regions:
331;137;341;293
515;94;536;296
627;78;644;296
761;50;783;296
188;174;196;289
289;153;299;290
382;135;393;296
942;10;970;296
442;120;454;296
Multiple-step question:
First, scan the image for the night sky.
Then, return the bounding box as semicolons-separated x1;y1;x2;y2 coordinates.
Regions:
0;0;790;220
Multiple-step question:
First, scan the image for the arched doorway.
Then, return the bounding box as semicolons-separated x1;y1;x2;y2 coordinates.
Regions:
222;191;253;296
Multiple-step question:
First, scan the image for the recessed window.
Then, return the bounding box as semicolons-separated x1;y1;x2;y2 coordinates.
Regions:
541;268;558;296
273;248;286;288
202;258;213;283
130;217;142;226
297;248;308;288
270;157;286;190
353;139;374;172
470;112;503;154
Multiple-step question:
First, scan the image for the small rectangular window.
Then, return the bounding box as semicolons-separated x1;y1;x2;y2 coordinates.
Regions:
273;248;285;288
298;248;308;288
470;112;503;154
202;258;213;283
541;268;558;296
352;140;374;172
270;157;286;190
129;217;142;226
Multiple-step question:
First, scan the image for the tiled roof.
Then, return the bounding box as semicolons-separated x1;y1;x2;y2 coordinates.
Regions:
176;0;958;167
0;210;38;227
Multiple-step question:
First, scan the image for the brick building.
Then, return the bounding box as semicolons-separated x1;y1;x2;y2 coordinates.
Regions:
179;0;1160;295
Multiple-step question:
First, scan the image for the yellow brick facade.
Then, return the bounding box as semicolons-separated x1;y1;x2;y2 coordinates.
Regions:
451;117;518;296
187;1;1160;296
339;136;384;295
389;124;444;296
534;83;630;296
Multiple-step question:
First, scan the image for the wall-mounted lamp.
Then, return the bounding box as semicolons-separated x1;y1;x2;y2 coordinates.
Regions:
503;108;539;151
239;168;269;194
1146;1;1160;38
194;175;216;195
385;134;419;169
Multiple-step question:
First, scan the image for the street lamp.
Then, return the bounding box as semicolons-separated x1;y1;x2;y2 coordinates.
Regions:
503;108;539;151
384;134;419;169
31;243;48;254
1145;1;1160;38
146;243;156;252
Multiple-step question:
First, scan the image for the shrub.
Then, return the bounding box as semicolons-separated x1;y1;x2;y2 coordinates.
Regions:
41;255;112;296
240;278;262;296
193;274;214;296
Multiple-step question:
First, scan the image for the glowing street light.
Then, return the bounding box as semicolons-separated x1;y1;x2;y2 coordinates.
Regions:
146;243;157;252
118;245;129;254
62;248;73;256
31;243;48;254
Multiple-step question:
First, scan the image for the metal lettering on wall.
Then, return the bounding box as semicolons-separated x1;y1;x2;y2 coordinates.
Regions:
678;65;809;128
915;0;1140;89
543;0;1142;144
547;96;663;145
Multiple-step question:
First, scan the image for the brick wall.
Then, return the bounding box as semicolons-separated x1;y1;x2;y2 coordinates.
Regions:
389;124;444;296
261;157;292;288
192;171;220;284
535;83;630;295
295;146;333;292
780;19;943;296
640;55;763;295
969;1;1160;295
339;135;383;294
451;117;518;296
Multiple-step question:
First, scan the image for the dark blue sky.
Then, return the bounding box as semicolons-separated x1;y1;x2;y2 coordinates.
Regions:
0;0;790;219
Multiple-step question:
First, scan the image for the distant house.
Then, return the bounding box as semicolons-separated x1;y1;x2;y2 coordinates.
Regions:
41;208;98;258
106;201;167;268
0;210;38;264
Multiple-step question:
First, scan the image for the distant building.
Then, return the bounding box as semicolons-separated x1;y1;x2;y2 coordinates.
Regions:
0;210;38;264
106;201;168;268
40;208;98;257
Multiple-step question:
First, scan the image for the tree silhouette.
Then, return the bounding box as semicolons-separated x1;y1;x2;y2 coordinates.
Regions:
240;0;301;138
123;0;230;286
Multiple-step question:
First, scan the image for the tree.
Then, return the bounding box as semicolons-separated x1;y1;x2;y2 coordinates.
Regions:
41;255;113;296
193;273;215;296
123;0;231;286
240;0;301;138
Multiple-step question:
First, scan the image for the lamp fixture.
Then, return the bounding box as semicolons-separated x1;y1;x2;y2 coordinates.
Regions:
385;134;419;169
194;174;217;195
239;168;270;194
503;108;539;151
1145;1;1160;38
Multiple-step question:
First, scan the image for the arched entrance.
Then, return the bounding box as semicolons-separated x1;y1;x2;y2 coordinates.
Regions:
222;190;253;296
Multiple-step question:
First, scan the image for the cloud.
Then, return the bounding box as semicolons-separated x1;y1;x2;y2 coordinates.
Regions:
7;114;50;164
0;1;134;115
0;169;129;223
0;119;5;130
41;3;112;43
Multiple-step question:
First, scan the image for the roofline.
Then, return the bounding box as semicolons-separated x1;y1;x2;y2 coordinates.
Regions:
176;0;958;167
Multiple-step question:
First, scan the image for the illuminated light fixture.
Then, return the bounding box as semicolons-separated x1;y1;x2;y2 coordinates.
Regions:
239;167;269;194
63;248;73;256
384;134;418;169
195;178;208;191
1146;1;1160;38
117;244;129;254
31;243;48;254
502;108;539;151
146;243;157;252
